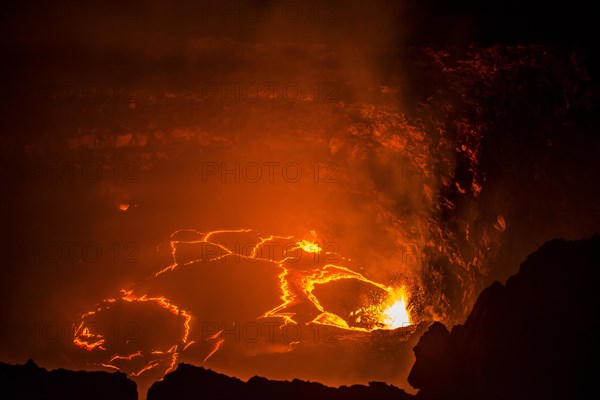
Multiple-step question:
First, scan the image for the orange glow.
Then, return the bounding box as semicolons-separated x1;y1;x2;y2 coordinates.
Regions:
73;289;192;377
73;229;413;379
109;351;142;363
380;286;412;329
130;361;160;377
295;239;322;254
73;326;106;351
203;338;225;363
262;262;412;332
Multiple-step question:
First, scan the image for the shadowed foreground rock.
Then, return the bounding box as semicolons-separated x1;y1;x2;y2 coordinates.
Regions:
1;237;596;399
0;359;137;400
147;363;414;400
409;235;599;400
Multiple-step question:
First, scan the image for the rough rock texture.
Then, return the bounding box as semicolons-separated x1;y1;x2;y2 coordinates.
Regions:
409;235;599;400
2;236;597;399
147;363;414;400
0;359;137;400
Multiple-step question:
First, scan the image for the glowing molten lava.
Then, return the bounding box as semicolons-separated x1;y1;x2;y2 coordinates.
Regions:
72;228;413;379
380;287;411;329
296;239;322;254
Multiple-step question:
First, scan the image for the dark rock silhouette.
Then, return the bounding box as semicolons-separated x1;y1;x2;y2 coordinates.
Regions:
0;359;137;400
1;236;597;399
409;235;599;400
147;363;414;400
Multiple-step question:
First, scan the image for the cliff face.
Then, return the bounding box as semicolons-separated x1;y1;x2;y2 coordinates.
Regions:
408;235;599;400
2;236;597;399
0;359;137;400
147;363;414;400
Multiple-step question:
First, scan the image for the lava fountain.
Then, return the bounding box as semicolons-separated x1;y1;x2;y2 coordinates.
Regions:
380;287;412;329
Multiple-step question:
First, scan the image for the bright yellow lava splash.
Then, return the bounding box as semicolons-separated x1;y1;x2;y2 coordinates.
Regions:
73;229;413;379
380;287;411;329
296;239;322;254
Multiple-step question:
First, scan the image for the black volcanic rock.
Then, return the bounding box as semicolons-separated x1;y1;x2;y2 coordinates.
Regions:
408;235;599;400
3;237;597;399
0;359;137;400
147;363;414;400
